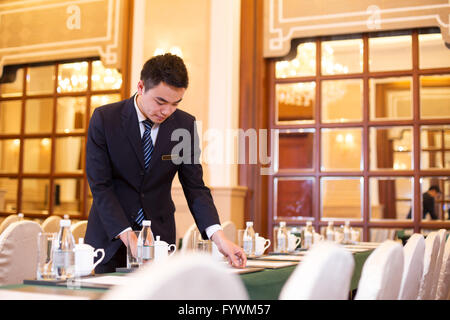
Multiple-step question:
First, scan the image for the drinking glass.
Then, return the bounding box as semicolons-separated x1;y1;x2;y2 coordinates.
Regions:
36;232;56;280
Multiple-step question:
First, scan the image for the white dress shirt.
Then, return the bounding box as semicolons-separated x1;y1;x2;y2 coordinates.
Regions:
116;94;222;239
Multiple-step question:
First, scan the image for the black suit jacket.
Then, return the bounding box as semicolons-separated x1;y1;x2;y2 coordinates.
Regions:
85;95;220;265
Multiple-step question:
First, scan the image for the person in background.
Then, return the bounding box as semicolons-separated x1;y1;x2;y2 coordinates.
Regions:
85;54;246;273
407;185;441;220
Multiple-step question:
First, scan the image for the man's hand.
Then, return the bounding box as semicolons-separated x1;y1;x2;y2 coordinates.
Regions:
119;230;138;258
211;230;247;268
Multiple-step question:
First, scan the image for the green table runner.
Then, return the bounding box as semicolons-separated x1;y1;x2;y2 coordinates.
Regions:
241;249;373;300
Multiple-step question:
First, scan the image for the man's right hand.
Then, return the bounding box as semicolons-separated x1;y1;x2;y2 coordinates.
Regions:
120;230;138;257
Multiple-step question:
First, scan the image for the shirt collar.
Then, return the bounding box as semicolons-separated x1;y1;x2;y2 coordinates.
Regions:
133;93;147;123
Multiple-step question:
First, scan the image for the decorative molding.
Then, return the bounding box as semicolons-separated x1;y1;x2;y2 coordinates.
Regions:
264;0;450;58
0;0;126;77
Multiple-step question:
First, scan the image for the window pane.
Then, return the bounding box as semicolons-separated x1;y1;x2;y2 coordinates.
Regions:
0;68;23;97
444;179;450;220
54;137;84;173
420;177;447;221
0;139;20;173
25;98;53;134
321;177;362;220
56;97;86;133
21;179;49;214
92;61;122;91
0;100;22;134
369;34;412;71
321;128;362;171
370;77;412;121
419;33;450;69
276;82;315;124
90;94;121;116
278;130;314;170
23;138;51;173
322;79;363;123
0;178;17;213
275;178;313;219
369;177;413;220
57;62;88;93
27;65;55;95
421;125;450;169
275;42;316;78
420;75;450;119
370;126;413;171
53;178;83;216
321;38;363;75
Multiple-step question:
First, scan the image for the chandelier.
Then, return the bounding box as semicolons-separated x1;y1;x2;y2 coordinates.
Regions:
276;42;349;108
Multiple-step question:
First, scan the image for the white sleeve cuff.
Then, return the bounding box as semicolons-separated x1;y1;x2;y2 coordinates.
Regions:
116;227;132;239
205;224;222;239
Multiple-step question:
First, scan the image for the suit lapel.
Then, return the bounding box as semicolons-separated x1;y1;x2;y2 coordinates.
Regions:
121;95;145;169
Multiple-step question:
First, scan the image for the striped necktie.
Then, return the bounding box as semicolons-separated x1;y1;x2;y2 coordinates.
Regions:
135;119;154;227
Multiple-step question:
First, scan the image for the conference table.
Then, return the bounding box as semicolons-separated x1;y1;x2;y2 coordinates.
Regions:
0;246;374;300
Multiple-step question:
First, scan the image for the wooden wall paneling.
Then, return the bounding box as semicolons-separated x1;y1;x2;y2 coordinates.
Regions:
239;0;270;238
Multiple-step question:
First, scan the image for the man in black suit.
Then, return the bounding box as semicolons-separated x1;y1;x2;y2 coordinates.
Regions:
85;54;246;273
406;185;441;220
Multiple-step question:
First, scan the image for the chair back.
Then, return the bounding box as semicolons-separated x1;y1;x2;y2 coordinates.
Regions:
180;223;197;252
0;221;43;285
222;221;237;244
0;215;19;235
430;229;446;299
417;231;440;300
70;220;88;243
435;231;450;300
355;240;404;300
279;241;355;300
103;253;248;300
41;215;61;234
398;233;425;300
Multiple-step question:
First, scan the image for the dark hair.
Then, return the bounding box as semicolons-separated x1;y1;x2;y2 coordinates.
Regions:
140;53;188;91
429;185;441;193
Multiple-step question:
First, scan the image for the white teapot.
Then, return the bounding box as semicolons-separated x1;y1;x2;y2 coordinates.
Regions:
74;238;105;276
154;236;177;261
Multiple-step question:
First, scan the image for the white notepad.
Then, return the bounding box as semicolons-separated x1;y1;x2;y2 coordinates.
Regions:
245;260;298;269
253;255;304;262
78;275;136;286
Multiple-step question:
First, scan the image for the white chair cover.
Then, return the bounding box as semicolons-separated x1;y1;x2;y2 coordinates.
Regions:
222;220;237;244
435;232;450;300
103;253;248;300
417;231;440;300
355;240;404;300
70;220;88;243
279;241;355;300
0;221;43;285
180;223;197;252
0;215;19;235
430;229;446;299
41;215;61;234
398;233;425;300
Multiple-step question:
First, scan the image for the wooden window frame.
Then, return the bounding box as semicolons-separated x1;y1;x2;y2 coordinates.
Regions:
0;58;125;220
268;29;450;241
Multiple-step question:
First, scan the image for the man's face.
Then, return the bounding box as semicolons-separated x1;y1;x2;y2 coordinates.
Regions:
136;80;185;124
429;190;440;199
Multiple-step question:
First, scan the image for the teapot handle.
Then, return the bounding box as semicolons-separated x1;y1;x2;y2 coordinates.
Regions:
168;244;177;256
92;248;105;269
